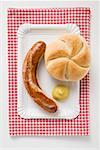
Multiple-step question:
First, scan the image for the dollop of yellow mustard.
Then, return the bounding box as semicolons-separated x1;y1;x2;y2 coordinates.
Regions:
52;84;70;101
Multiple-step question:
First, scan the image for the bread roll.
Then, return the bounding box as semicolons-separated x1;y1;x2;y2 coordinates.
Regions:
45;33;90;81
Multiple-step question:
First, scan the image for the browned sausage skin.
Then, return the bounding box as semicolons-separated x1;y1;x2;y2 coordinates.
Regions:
22;41;57;113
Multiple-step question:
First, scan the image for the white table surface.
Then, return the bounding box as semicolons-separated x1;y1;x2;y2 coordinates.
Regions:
0;1;100;150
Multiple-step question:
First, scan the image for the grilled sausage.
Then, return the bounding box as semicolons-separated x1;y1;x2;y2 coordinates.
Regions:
22;41;57;113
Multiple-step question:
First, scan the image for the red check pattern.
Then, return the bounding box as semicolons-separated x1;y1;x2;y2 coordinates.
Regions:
8;8;90;136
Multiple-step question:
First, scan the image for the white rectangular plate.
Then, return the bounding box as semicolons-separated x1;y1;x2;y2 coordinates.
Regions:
18;24;80;119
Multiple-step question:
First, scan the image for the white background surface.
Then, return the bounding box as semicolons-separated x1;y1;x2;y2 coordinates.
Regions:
0;1;100;150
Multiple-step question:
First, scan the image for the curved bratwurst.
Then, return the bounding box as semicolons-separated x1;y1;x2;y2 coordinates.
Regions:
22;41;57;113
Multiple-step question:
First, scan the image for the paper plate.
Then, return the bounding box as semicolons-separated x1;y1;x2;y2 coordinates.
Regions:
17;24;80;119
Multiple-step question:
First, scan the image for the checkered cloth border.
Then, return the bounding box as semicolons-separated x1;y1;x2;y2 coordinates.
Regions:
8;8;90;136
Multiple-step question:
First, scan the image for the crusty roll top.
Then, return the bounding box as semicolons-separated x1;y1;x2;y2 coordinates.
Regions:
45;33;90;81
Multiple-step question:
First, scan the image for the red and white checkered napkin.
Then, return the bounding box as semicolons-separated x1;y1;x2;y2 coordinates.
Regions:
8;8;90;136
